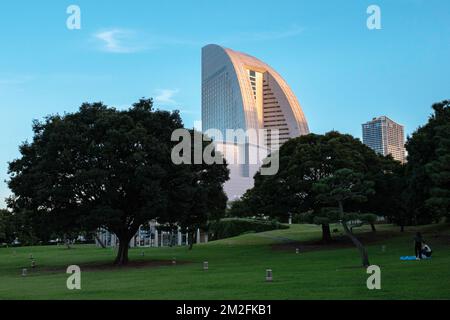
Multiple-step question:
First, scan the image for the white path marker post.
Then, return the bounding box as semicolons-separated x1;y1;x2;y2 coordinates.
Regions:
203;261;209;271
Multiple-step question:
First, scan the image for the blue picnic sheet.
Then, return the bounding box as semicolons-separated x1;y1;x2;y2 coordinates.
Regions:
400;256;431;261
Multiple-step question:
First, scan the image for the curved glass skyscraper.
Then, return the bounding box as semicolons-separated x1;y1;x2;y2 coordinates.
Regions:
202;44;310;199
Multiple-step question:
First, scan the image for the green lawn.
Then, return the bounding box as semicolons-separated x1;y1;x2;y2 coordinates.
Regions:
0;223;449;300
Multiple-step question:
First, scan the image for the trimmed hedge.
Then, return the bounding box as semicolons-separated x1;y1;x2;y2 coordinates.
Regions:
208;218;288;240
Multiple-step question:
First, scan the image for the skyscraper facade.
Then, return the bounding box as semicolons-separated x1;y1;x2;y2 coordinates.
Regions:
362;116;406;163
201;44;310;199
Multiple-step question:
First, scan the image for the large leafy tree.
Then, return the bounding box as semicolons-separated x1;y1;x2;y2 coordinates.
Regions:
239;131;399;242
7;99;229;264
405;100;450;223
313;168;375;267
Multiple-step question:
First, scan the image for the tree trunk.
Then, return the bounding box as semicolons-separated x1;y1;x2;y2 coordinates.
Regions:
114;237;130;265
94;233;106;249
400;225;404;232
322;224;332;243
338;201;370;267
188;232;194;250
342;221;370;267
370;223;376;232
64;234;71;249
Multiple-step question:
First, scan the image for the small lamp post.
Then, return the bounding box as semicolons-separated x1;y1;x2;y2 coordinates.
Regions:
266;269;273;282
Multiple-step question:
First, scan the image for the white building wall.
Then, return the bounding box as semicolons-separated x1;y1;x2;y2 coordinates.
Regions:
202;44;310;200
95;226;207;248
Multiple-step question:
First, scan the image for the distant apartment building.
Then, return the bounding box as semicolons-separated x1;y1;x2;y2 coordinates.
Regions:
362;116;406;163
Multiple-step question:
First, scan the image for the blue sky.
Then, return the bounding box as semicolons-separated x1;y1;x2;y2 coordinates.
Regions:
0;0;449;208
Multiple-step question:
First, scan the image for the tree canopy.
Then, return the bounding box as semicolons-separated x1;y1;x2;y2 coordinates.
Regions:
0;209;14;244
405;100;450;223
7;99;229;264
231;131;401;241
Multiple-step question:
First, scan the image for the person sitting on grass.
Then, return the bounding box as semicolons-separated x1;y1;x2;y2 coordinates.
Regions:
421;243;432;259
414;232;423;260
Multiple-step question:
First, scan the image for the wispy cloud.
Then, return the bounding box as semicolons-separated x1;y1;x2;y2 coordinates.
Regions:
0;75;34;94
0;75;34;86
92;25;304;54
93;29;142;53
154;89;179;105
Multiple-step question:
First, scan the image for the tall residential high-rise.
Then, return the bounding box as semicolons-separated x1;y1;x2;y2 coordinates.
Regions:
202;44;309;199
362;116;406;163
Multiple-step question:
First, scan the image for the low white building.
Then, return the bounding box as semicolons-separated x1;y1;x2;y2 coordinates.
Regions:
95;221;208;248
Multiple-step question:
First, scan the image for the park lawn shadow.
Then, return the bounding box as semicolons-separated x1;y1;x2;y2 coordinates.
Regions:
25;259;192;275
271;230;397;252
271;225;450;253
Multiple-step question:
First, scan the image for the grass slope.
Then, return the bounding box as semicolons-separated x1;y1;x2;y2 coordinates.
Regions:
0;223;449;300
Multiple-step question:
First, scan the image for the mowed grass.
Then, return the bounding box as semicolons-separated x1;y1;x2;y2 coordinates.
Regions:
0;223;449;300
